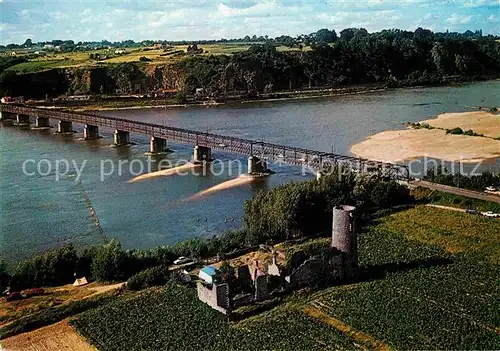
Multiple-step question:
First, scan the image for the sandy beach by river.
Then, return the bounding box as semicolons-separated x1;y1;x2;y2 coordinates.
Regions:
351;111;500;163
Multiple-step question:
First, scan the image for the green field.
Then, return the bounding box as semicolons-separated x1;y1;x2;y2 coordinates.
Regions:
71;206;500;350
71;284;363;351
4;43;270;74
307;206;500;350
374;206;500;264
412;188;500;213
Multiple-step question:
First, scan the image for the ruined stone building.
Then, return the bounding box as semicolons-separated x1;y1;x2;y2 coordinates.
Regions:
197;205;358;313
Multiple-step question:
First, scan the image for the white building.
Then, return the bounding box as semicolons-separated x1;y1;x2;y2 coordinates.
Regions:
198;266;219;284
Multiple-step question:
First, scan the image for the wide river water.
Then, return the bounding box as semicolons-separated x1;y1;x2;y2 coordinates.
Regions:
1;80;499;267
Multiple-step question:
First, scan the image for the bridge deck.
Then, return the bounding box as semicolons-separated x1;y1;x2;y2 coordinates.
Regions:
0;104;409;180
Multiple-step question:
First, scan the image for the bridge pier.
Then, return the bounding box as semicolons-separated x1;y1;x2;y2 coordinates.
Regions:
35;117;50;128
83;124;100;140
148;137;172;155
57;120;73;134
113;130;131;146
248;156;271;176
0;111;16;121
193;145;212;164
15;114;30;125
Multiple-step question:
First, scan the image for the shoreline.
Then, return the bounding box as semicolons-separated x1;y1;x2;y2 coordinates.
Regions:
351;110;500;164
30;77;499;112
38;85;390;112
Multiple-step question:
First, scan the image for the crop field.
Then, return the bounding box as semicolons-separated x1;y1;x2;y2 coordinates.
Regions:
373;206;500;264
305;206;500;350
71;284;363;351
71;206;499;350
7;59;87;74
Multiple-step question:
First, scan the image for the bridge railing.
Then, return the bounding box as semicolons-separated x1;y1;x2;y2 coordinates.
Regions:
0;104;410;180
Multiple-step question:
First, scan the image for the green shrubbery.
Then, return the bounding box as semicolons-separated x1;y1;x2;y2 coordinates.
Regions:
244;169;411;242
446;127;485;137
126;265;170;291
446;127;464;135
4;240;178;290
423;166;500;192
0;261;9;293
10;245;78;289
405;122;434;130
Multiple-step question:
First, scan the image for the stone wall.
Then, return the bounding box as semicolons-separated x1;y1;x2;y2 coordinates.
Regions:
286;254;344;289
196;282;230;315
254;275;269;301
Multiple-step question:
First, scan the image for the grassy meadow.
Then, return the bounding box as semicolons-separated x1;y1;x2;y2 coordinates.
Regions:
3;43;298;74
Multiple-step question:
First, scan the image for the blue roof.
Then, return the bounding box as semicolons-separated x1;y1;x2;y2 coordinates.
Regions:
200;266;218;276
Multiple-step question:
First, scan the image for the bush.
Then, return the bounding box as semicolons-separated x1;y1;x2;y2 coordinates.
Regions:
446;127;464;135
463;129;484;137
175;91;187;103
368;182;412;209
126;265;170;291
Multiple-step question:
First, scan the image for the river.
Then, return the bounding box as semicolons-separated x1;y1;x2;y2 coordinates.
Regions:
1;80;499;267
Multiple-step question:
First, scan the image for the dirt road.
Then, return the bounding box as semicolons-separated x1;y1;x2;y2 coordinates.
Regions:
425;204;466;212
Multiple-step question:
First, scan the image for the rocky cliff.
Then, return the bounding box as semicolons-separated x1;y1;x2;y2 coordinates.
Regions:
1;63;188;99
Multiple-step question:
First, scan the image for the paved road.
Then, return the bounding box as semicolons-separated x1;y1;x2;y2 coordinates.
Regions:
408;180;500;204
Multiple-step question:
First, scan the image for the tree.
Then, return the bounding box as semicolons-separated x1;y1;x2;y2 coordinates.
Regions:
11;245;78;289
315;29;337;43
91;240;127;282
0;260;10;293
431;42;454;74
413;27;434;42
368;182;411;208
23;38;33;47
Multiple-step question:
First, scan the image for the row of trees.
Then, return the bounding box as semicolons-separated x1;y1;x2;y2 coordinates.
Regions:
2;28;492;51
0;240;177;291
178;33;500;97
424;167;500;191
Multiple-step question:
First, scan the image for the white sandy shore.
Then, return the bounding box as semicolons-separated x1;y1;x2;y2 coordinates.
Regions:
421;111;500;139
351;111;500;163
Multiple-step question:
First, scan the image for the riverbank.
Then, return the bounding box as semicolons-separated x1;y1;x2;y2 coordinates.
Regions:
29;76;499;112
351;110;500;164
28;83;389;112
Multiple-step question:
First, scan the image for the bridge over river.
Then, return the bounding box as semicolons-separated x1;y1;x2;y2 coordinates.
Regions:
0;104;409;180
